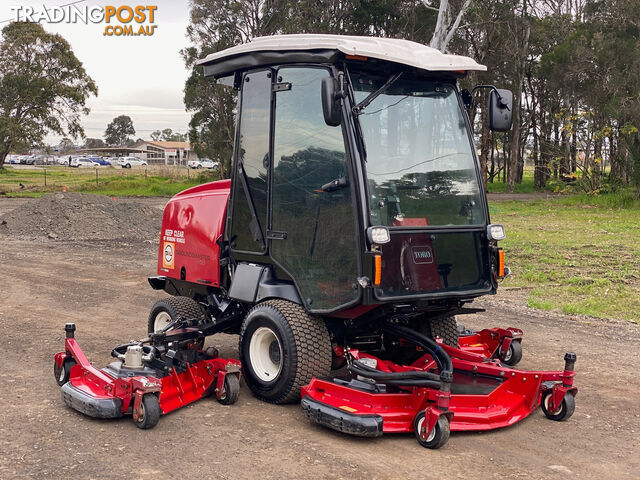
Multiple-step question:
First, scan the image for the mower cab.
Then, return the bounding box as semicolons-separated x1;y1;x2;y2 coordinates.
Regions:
148;35;520;404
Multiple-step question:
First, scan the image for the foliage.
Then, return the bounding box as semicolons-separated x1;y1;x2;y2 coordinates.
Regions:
104;115;135;146
85;138;105;148
491;198;640;322
0;22;97;168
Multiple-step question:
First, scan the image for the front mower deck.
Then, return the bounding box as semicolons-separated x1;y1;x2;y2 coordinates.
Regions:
301;326;577;448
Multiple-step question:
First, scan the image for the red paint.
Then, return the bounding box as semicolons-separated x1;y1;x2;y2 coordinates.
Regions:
56;332;240;419
157;179;230;286
302;340;577;436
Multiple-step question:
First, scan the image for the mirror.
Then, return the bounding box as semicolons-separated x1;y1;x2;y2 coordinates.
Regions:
488;89;513;132
321;76;342;127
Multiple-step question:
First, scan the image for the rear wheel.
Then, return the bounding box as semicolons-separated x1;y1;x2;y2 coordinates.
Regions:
413;316;458;348
239;300;331;404
148;297;206;334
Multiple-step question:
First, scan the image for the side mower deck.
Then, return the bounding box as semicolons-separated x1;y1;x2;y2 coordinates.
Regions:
302;325;577;449
54;323;241;429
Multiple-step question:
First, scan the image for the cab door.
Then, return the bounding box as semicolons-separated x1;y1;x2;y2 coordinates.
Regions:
270;67;359;311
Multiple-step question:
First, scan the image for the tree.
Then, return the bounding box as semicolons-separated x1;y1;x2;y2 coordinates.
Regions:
429;0;473;52
58;137;74;153
0;22;97;168
104;115;135;146
151;130;162;141
85;138;105;148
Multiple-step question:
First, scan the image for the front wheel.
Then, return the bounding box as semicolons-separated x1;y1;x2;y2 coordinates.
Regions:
502;340;523;366
541;390;575;421
239;300;331;404
148;297;205;334
414;412;450;449
54;358;76;386
134;394;161;429
217;374;240;405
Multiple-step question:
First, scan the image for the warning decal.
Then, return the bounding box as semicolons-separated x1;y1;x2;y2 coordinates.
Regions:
162;242;175;269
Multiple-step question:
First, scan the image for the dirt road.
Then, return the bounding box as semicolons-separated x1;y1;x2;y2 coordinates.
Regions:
1;199;639;479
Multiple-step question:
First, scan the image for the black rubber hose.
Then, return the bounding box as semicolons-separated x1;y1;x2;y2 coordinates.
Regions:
349;360;441;382
382;323;453;376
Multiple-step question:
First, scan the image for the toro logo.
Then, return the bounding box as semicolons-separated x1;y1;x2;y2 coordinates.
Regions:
162;242;175;269
411;245;434;264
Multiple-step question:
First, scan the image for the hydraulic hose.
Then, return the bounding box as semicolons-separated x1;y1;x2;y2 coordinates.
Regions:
382;323;453;376
346;322;454;388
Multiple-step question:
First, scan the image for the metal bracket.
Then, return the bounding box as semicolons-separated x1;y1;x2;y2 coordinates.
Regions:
266;230;287;240
272;82;292;92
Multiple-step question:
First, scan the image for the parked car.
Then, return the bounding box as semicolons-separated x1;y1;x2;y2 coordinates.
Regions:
117;157;147;168
71;157;100;168
188;158;219;169
88;156;111;166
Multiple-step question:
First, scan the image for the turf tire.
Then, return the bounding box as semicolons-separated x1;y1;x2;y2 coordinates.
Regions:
239;300;331;404
148;296;206;334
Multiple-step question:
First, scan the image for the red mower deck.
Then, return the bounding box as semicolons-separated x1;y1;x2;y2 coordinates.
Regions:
54;323;241;429
301;324;577;449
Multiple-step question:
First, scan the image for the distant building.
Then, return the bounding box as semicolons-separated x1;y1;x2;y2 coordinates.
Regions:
133;141;198;165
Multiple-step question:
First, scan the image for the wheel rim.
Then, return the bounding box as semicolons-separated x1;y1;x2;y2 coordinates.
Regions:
154;311;172;332
544;393;563;415
249;327;283;382
416;416;437;443
504;345;513;362
137;401;145;423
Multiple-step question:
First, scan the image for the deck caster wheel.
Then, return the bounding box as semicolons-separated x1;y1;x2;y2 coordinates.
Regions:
54;358;76;386
134;394;161;429
217;374;240;405
502;340;523;366
541;390;575;421
414;413;450;449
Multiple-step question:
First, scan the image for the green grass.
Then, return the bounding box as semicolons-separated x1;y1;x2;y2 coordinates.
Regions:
491;197;640;322
485;167;568;194
0;165;220;197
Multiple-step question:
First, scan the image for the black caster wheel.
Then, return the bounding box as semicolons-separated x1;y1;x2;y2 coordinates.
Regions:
134;394;161;429
217;374;240;405
502;340;523;366
54;358;77;386
541;390;575;421
414;412;450;449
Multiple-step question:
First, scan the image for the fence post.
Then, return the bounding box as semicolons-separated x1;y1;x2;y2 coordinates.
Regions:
44;167;47;186
95;168;98;186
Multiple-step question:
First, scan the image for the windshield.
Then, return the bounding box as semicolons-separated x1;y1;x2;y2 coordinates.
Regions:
352;73;485;226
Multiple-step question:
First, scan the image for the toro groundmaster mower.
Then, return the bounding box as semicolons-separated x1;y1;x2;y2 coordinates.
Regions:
56;35;577;443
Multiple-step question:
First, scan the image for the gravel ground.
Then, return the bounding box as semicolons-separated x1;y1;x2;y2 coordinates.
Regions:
0;196;639;479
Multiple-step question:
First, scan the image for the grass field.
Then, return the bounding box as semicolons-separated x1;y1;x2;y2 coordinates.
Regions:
491;198;640;322
0;165;220;197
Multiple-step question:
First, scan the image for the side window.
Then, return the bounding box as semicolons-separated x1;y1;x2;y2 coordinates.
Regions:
271;67;359;310
230;70;271;253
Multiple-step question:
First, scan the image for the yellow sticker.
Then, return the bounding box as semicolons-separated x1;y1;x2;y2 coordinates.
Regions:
162;242;175;269
339;405;358;413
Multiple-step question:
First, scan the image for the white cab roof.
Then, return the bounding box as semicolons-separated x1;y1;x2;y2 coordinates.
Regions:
198;34;486;73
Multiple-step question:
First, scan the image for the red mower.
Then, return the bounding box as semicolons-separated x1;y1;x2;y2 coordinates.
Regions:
301;323;577;449
54;322;241;429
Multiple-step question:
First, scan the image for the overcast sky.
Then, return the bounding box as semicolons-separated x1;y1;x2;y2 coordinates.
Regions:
1;0;194;145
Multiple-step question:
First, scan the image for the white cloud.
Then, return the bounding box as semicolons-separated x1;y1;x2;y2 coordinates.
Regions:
1;0;194;144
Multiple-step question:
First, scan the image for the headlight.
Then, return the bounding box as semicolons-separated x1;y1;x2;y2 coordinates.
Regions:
487;224;506;241
367;226;390;245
